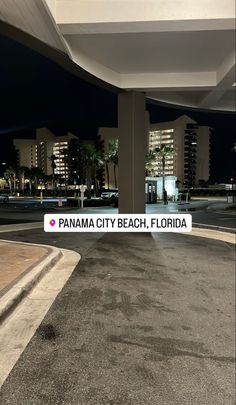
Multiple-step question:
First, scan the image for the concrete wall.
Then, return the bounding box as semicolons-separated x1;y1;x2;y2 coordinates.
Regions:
36;128;55;175
13;139;37;168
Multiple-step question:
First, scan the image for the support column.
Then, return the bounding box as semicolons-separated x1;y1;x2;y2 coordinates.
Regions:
118;92;148;213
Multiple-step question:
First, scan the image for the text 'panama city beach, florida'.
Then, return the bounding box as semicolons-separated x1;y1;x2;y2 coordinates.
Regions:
44;214;192;233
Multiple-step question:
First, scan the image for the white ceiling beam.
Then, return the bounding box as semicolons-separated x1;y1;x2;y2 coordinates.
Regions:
120;72;216;90
56;0;235;35
56;0;235;25
199;52;236;108
216;51;236;85
58;19;235;35
66;40;121;87
43;0;56;19
0;0;66;52
146;91;208;108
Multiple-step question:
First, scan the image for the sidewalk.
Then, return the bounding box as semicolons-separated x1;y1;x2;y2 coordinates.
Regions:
0;241;49;298
0;240;62;323
0;239;80;388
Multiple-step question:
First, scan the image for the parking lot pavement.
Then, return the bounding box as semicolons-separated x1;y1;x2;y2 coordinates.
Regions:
0;231;234;405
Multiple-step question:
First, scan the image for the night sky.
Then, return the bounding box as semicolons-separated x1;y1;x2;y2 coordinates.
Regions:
0;34;235;182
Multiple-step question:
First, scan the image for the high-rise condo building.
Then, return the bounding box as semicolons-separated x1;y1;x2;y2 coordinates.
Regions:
99;115;211;188
13;128;77;179
149;115;211;187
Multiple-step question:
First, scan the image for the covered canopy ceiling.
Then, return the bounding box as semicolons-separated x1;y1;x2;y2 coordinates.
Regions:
0;0;235;111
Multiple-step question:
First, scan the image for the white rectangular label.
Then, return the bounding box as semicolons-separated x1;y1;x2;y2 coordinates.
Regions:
44;214;192;233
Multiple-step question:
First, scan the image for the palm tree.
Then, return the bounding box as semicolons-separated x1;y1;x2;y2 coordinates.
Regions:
18;166;29;193
81;143;103;197
154;144;175;200
94;150;104;195
48;154;57;192
4;166;16;195
145;151;156;176
81;143;94;196
103;151;111;190
26;168;34;195
29;167;44;192
108;140;118;188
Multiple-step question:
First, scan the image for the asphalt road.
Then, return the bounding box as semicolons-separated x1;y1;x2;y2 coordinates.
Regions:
0;201;235;230
0;228;235;404
192;211;236;230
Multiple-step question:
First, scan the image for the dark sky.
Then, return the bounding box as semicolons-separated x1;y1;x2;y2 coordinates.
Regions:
0;34;235;182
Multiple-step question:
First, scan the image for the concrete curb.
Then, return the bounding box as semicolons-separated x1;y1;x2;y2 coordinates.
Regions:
189;227;236;245
206;209;236;215
0;247;81;388
193;222;236;234
0;240;62;324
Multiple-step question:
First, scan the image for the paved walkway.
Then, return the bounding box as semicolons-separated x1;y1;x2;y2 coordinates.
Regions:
0;241;49;297
0;231;234;405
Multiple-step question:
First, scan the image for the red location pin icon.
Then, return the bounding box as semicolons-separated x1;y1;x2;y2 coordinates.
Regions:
49;219;56;227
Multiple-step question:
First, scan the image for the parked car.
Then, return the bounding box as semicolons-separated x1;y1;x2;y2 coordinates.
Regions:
113;194;118;207
0;194;9;203
101;190;118;199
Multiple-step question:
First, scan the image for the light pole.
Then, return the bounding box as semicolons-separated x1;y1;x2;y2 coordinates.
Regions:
74;179;77;199
79;184;87;209
38;183;45;205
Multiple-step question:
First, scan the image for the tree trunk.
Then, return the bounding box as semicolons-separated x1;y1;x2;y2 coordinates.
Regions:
13;174;16;195
114;165;117;188
94;169;98;197
105;163;110;189
9;180;12;195
21;173;25;193
52;171;55;194
34;177;38;191
86;167;92;199
162;156;165;200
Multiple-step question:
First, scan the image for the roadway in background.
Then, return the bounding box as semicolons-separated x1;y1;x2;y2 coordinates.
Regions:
0;199;235;230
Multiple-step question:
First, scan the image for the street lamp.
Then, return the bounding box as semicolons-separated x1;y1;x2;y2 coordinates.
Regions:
79;184;87;209
38;183;45;204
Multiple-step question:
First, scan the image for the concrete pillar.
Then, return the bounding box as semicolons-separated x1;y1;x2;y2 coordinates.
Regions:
118;91;148;213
